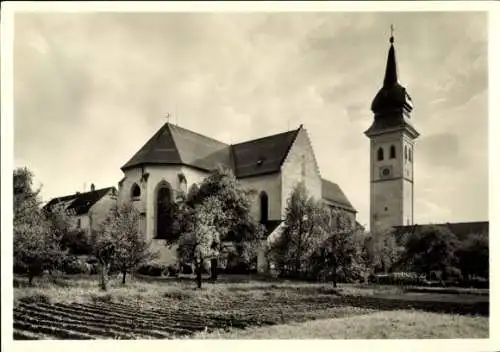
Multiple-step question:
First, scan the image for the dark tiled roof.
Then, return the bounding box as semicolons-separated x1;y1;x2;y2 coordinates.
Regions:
393;221;489;241
321;178;356;212
169;124;233;171
231;128;300;178
121;123;183;170
121;122;300;178
43;187;116;216
120;123;356;213
122;123;232;171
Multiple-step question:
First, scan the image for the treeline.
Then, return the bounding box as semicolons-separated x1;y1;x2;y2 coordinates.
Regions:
13;166;488;291
14;167;157;290
13;166;264;290
266;182;489;288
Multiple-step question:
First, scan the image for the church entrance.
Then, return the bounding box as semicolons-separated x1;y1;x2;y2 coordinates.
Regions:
156;183;172;239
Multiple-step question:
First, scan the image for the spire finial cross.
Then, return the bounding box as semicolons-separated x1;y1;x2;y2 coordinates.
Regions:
390;24;394;44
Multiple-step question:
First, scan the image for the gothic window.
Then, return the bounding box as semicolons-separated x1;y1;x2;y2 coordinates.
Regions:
377;147;384;161
408;148;413;163
131;183;141;200
156;181;172;239
260;191;269;224
390;145;396;159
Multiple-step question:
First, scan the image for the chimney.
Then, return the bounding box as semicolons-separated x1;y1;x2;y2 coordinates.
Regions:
90;183;95;192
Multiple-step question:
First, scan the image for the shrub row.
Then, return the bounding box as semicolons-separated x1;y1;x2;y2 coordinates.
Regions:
136;263;179;277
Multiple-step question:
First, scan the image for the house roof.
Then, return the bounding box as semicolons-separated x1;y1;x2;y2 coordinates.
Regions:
393;221;489;242
43;187;116;216
321;178;356;212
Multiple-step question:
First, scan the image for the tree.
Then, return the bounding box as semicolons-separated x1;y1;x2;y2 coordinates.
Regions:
401;225;460;280
95;203;158;287
13;167;67;285
456;232;489;281
173;167;263;281
177;197;226;288
267;182;327;278
363;227;403;274
310;206;358;287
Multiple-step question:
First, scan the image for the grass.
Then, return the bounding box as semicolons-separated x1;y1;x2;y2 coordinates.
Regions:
192;310;489;339
12;274;490;339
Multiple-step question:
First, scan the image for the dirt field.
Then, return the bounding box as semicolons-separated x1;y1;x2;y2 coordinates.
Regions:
12;274;489;339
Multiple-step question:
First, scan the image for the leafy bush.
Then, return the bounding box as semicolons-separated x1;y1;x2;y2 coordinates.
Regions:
166;265;179;277
180;263;193;274
370;272;428;286
136;263;169;276
62;256;91;275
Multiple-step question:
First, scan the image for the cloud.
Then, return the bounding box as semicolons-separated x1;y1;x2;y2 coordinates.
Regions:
13;12;488;226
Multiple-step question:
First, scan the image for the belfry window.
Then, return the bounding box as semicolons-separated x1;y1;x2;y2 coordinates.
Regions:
404;146;408;161
377;147;384;161
390;145;396;159
408;148;413;163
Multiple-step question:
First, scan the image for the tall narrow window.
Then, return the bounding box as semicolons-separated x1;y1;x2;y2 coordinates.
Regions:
156;182;172;239
76;218;81;229
131;183;141;200
377;147;384;161
404;146;408;161
409;148;413;162
260;191;269;224
390;145;396;159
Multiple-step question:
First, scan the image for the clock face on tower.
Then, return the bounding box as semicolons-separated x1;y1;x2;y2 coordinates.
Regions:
379;166;393;179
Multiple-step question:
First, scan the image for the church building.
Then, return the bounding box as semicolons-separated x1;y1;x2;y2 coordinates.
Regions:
44;30;487;273
117;122;357;266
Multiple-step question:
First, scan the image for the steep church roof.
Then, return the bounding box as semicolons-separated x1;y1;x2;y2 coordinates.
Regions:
43;187;116;216
321;179;356;213
122;122;302;178
231;128;300;178
121;123;356;212
121;123;232;171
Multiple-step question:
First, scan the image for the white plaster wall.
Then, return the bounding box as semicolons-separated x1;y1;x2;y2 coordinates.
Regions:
238;173;282;221
281;128;322;217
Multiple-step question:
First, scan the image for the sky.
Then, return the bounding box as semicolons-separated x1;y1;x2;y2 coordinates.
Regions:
13;11;488;228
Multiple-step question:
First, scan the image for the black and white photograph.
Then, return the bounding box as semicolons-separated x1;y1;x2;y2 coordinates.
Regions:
2;1;498;347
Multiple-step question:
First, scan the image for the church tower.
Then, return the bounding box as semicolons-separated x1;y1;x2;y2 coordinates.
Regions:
365;29;420;232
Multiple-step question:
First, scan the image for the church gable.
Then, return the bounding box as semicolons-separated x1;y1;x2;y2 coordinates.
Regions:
281;126;323;210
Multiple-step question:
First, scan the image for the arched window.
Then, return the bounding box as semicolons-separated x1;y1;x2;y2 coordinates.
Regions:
408;148;413;162
131;183;141;199
377;147;384;161
390;145;396;159
177;173;187;194
156;181;172;239
260;191;269;224
404;146;408;161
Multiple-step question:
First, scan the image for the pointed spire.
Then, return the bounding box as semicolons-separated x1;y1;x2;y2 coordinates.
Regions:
383;24;398;87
